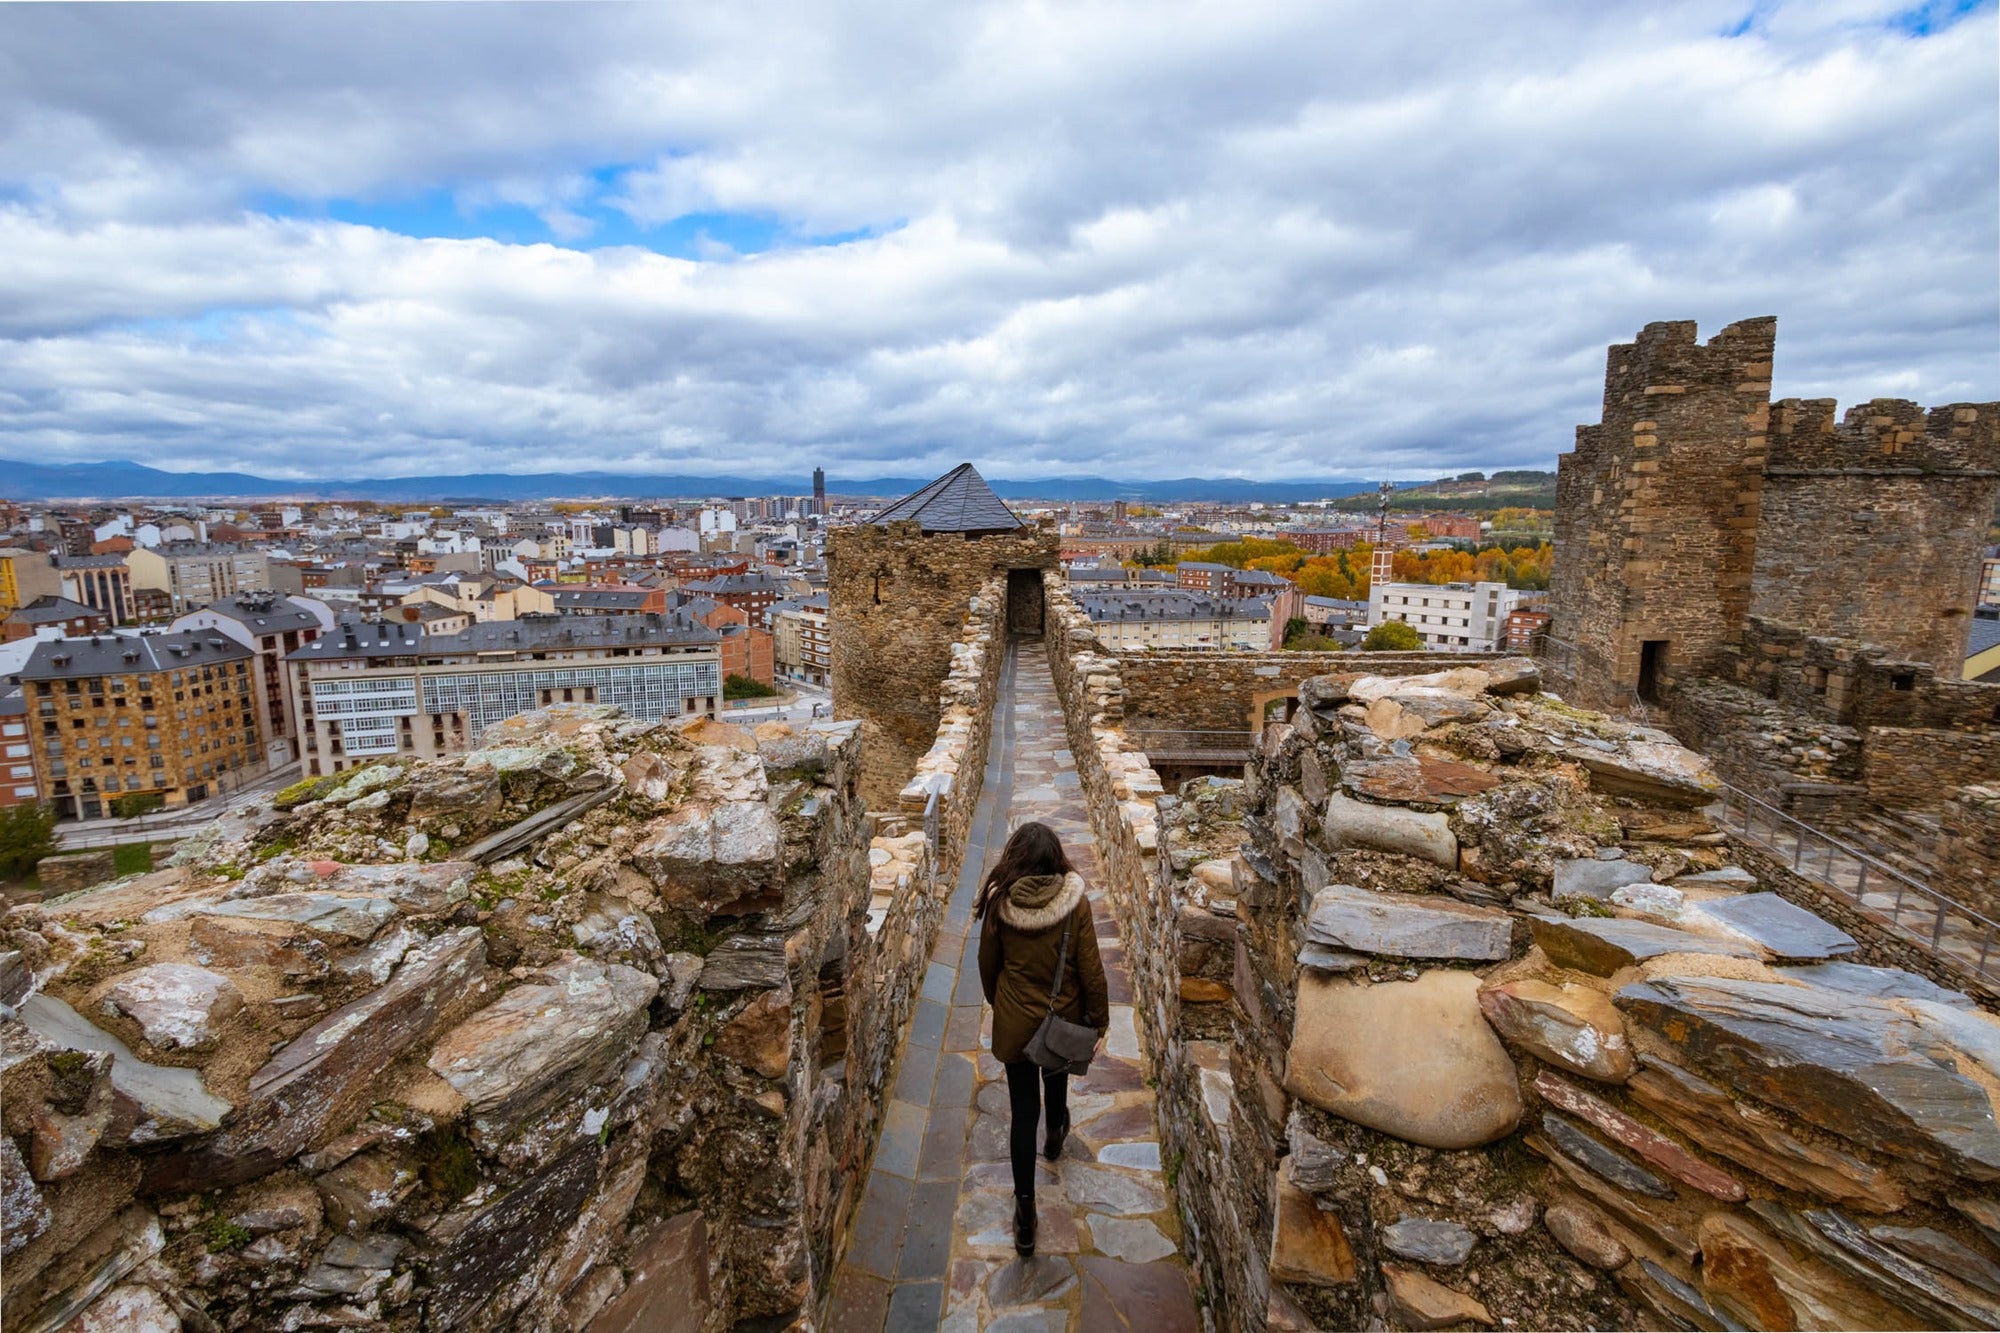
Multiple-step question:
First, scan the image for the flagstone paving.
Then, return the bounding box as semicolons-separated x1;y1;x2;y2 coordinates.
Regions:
826;640;1199;1332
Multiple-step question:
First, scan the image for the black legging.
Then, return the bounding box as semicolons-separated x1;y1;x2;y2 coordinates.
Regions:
1004;1060;1068;1195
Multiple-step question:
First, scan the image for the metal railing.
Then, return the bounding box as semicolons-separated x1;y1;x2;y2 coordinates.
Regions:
922;787;942;895
1713;782;2000;988
1122;729;1257;763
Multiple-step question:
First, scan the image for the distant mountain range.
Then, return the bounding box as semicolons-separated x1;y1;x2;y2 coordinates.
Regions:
0;459;1395;505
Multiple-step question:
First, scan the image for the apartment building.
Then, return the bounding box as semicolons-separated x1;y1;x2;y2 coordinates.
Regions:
1064;566;1176;590
288;613;724;776
1;685;35;807
127;542;272;612
1369;578;1523;650
1072;591;1273;651
19;631;261;820
682;573;789;628
1982;555;2000;607
770;593;830;684
54;553;135;624
171;592;334;767
3;597;112;642
549;585;669;616
0;548;61;618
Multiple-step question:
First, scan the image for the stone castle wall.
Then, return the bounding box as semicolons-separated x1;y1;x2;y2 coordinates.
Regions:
1551;317;1775;704
0;610;1015;1333
1;705;888;1331
1043;589;2000;1331
1751;399;2000;668
828;520;1057;807
1117;649;1498;734
832;577;1010;1266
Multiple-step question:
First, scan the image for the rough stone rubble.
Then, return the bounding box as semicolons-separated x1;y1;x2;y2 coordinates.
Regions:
1062;621;2000;1328
0;701;897;1332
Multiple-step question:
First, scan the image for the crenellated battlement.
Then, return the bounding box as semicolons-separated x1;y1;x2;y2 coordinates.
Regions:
1767;397;2000;474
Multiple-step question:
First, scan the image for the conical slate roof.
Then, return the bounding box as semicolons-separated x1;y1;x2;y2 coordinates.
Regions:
869;463;1024;534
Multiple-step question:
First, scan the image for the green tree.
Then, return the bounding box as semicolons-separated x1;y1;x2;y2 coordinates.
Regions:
1281;616;1311;648
0;803;58;880
723;674;780;700
1362;621;1423;652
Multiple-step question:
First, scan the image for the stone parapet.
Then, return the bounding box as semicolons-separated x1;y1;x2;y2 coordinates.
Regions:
1042;623;2000;1331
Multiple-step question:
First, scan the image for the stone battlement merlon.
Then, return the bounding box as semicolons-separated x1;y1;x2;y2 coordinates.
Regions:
1602;315;1777;407
1766;397;2000;474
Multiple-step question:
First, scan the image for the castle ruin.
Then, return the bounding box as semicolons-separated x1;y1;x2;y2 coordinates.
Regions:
1552;317;2000;702
9;429;2000;1333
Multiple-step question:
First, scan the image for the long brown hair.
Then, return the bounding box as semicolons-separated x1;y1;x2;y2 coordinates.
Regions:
975;821;1074;920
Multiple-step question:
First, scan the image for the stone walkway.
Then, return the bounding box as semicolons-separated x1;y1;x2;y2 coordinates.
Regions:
826;640;1200;1332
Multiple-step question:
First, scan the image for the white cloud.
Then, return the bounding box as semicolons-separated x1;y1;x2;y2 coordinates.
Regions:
0;0;1990;483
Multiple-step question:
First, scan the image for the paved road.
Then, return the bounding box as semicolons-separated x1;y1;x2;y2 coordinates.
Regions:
53;762;303;851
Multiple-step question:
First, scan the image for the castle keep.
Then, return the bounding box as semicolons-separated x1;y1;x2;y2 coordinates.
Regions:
1553;316;2000;702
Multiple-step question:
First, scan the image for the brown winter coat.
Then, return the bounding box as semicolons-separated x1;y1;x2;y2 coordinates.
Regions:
978;871;1109;1064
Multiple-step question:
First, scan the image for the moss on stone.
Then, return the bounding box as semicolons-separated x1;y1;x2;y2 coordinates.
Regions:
417;1126;480;1202
202;1215;252;1252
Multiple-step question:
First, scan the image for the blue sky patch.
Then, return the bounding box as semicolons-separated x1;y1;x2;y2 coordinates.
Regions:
257;178;886;260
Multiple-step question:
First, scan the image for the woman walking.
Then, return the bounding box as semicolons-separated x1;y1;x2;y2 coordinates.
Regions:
976;821;1109;1256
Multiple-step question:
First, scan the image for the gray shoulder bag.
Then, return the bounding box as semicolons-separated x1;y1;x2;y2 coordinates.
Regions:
1022;914;1099;1075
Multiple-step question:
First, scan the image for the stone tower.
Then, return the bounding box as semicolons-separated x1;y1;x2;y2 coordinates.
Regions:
829;464;1059;806
1554;316;2000;707
1552;317;1776;704
1751;398;2000;666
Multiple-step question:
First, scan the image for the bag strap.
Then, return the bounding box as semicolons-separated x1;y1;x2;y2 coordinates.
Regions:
1044;916;1072;1018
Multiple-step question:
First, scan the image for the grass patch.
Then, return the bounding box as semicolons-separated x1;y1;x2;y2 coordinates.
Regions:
111;843;153;877
202;1216;252;1253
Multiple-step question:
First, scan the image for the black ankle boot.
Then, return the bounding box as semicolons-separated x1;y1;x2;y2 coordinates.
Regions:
1014;1192;1036;1256
1043;1113;1069;1162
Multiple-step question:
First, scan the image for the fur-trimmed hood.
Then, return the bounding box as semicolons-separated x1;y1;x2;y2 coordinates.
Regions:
996;871;1085;932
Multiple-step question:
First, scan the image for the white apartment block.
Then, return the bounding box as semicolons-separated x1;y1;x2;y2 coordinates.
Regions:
1369;578;1522;650
128;543;272;612
288;613;724;776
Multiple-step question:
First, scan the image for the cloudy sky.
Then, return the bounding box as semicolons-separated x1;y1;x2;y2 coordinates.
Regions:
0;0;1992;485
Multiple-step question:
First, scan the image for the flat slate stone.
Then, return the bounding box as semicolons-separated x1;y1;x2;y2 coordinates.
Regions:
1534;1071;1743;1200
1870;1225;2000;1298
141;927;487;1192
1381;1217;1477;1265
1749;1201;2000;1331
1774;961;1975;1009
1530;916;1760;975
1687;892;1857;962
1297;943;1369;974
1342;756;1499;805
1569;741;1722;808
151;892;399;941
16;994;231;1144
1091;1214;1177;1263
1538;1112;1674;1199
428;958;658;1136
1552;858;1655;904
1618;975;2000;1180
1061;1162;1168;1216
1306;884;1512;961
